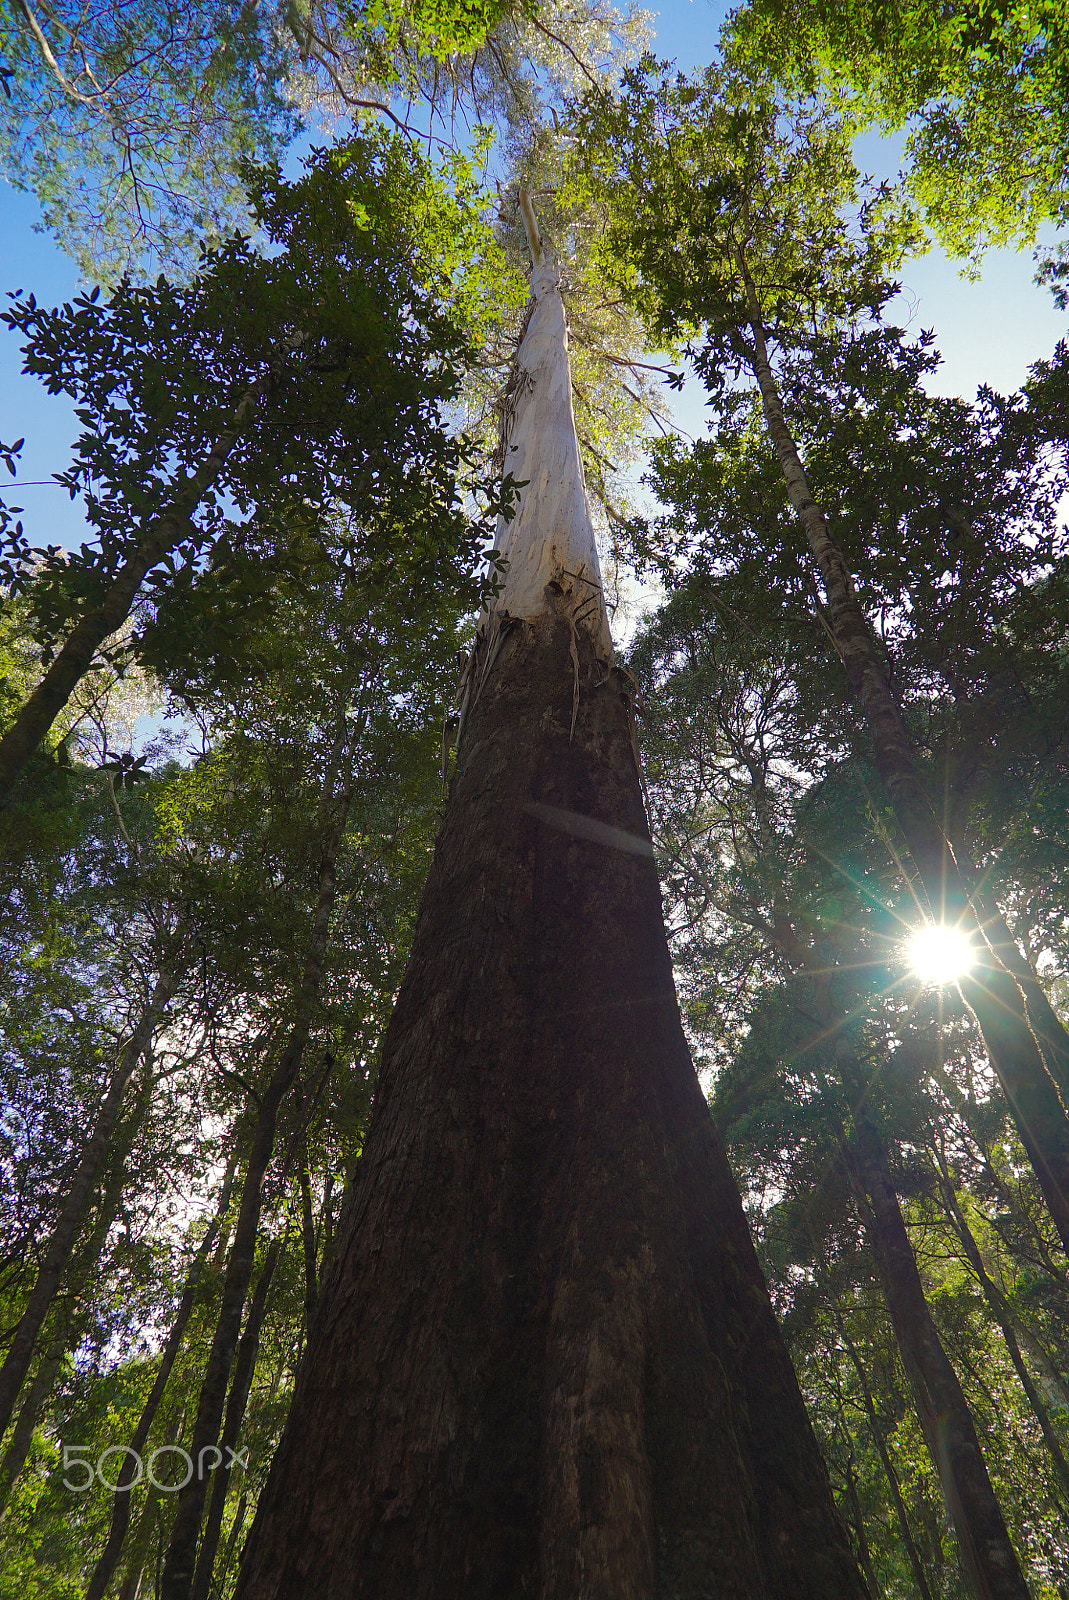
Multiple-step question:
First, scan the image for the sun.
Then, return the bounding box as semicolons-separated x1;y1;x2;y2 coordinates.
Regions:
907;923;974;986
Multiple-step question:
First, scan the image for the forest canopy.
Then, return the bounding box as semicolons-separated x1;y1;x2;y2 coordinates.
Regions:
1;0;1069;1596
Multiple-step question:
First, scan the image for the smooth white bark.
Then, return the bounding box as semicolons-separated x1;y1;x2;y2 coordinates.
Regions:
491;197;613;661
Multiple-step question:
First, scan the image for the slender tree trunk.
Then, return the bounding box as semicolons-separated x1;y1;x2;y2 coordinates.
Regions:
836;1315;938;1600
737;249;1069;1256
117;1491;160;1600
298;1157;318;1336
85;1151;239;1600
217;1487;250;1595
969;888;1069;1105
766;902;1027;1600
934;1157;1069;1503
842;1442;880;1600
190;1237;283;1600
0;1343;63;1519
0;965;178;1438
840;1109;1031;1600
0;389;267;799
159;754;352;1600
232;610;864;1600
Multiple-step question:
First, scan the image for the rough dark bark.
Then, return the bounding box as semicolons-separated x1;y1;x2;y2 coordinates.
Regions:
159;749;351;1600
0;965;177;1439
738;251;1069;1257
85;1151;239;1600
234;612;864;1600
841;1114;1031;1600
191;1238;283;1600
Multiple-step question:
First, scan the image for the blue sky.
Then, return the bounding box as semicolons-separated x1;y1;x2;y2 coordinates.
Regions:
0;0;1065;557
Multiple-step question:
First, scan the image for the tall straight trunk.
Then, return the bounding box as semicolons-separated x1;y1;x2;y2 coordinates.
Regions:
231;208;864;1600
836;1313;937;1600
117;1409;188;1600
85;1151;239;1600
0;964;178;1439
0;1078;145;1513
841;1111;1030;1600
190;1237;283;1600
298;1156;318;1336
737;250;1069;1256
934;1156;1069;1503
159;748;353;1600
0;387;264;799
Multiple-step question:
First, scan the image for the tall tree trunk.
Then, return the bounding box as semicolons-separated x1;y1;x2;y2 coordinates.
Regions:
85;1151;239;1600
232;611;863;1600
836;1313;937;1600
190;1237;283;1600
0;964;178;1439
230;198;863;1600
159;744;353;1600
0;388;263;799
737;248;1069;1256
934;1155;1069;1504
840;1109;1031;1600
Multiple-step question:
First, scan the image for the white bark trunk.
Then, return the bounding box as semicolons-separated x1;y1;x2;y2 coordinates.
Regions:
489;192;613;662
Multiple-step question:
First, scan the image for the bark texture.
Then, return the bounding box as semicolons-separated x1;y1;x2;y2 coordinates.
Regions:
234;612;863;1600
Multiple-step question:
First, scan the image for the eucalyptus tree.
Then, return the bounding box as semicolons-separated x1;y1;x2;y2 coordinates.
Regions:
226;193;864;1600
577;73;1069;1254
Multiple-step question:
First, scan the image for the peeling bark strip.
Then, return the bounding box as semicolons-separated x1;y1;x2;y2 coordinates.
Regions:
233;616;864;1600
737;249;1069;1256
488;190;614;665
0;964;178;1440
